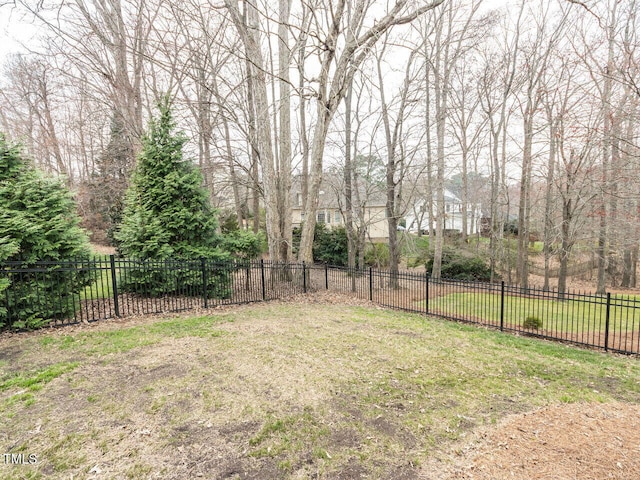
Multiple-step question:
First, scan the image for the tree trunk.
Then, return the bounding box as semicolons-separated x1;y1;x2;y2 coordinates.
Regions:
432;60;446;279
622;248;633;288
425;54;435;244
596;2;617;294
227;0;281;260
299;109;332;263
516;111;534;288
222;112;244;229
344;83;357;283
542;115;557;291
40;82;68;180
277;0;293;264
245;71;261;234
558;195;572;296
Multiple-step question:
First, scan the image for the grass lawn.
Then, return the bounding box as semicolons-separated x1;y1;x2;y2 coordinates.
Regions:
1;300;639;479
79;263;114;301
431;291;640;335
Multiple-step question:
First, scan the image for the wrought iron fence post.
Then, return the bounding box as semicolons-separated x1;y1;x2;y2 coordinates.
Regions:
109;255;120;317
425;273;429;315
325;263;329;290
260;259;266;300
369;267;373;301
303;262;307;293
201;257;208;308
500;281;505;331
604;292;611;352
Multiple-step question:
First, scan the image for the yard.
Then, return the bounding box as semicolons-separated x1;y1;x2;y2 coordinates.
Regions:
1;293;640;479
427;289;640;354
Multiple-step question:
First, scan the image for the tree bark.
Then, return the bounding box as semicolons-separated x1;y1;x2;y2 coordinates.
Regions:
596;1;617;294
277;0;293;264
344;82;357;278
226;0;280;260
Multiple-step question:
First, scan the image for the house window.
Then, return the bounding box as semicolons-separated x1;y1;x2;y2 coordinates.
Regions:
334;211;342;223
317;211;326;224
296;193;302;206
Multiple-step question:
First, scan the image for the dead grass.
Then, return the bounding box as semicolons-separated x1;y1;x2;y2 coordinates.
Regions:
1;293;640;479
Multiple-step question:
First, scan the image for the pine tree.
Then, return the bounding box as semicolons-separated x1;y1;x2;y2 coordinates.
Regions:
116;100;230;297
0;237;19;322
79;111;134;245
0;134;92;328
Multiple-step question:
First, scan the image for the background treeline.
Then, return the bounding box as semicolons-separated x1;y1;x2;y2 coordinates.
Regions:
0;0;638;294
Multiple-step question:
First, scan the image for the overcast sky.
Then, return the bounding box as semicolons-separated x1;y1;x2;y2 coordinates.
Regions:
0;6;39;66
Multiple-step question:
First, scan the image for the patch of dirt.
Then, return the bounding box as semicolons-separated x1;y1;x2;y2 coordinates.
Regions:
369;415;417;449
214;457;282;480
326;457;369;479
330;428;361;449
219;421;262;443
420;402;640;480
385;464;419;480
0;345;24;364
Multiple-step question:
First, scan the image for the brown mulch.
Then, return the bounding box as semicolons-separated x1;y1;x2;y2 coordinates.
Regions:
421;402;640;480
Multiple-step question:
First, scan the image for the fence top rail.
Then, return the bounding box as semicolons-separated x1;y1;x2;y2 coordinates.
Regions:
502;284;610;300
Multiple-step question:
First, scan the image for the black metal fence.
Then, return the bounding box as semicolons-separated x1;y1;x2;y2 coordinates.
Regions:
1;257;308;328
2;257;639;356
317;265;640;356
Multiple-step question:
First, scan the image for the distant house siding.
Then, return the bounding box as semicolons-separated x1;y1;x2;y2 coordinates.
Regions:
292;205;389;242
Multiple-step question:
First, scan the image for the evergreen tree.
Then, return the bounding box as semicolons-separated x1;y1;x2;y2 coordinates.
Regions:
79;111;134;245
0;237;19;322
0;134;92;328
116;100;230;297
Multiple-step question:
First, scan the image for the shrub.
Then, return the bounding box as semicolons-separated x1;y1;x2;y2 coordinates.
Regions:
523;315;543;330
219;209;241;234
314;225;349;266
504;219;518;236
405;235;430;268
425;248;492;281
0;237;19;321
293;224;349;266
0;135;92;329
221;229;264;262
364;243;390;268
115;100;231;297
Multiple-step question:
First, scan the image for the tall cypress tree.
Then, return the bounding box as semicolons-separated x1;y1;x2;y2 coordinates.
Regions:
81;111;134;246
116;100;230;297
0;134;92;328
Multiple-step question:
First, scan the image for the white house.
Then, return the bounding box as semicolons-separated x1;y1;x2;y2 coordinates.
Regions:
404;190;481;236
